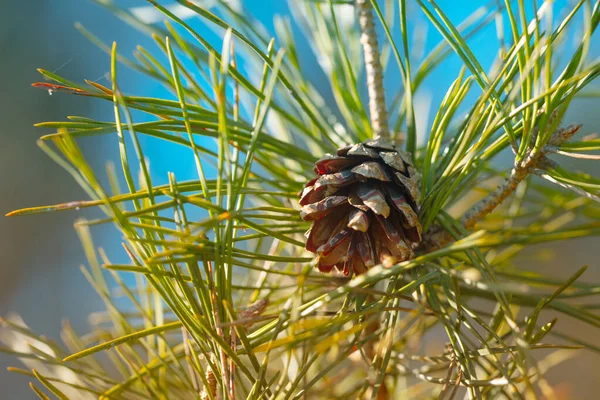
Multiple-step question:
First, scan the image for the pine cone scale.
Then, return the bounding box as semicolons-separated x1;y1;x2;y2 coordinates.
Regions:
305;210;348;252
348;208;370;232
315;169;356;188
357;184;390;217
347;143;379;158
393;171;421;206
380;151;406;172
352;161;391;181
315;155;359;174
356;232;376;268
300;195;348;220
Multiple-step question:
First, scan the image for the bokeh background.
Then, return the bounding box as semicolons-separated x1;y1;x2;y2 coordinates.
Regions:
1;1;598;398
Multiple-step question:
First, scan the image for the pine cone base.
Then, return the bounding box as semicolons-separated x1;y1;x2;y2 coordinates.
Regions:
300;138;422;276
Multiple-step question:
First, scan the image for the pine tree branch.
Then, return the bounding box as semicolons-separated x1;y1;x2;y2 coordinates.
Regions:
357;0;389;140
421;154;543;251
424;123;584;250
462;123;583;229
461;152;539;229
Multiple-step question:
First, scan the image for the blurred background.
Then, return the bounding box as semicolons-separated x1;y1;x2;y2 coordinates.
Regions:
0;1;598;398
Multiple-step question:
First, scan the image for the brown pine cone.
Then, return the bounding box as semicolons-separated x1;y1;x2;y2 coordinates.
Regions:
299;138;422;276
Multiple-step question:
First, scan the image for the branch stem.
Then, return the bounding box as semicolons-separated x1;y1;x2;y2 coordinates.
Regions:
423;152;544;251
461;152;539;229
461;122;582;230
357;0;389;139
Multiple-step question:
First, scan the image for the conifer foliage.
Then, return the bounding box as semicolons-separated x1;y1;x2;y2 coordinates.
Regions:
2;0;600;398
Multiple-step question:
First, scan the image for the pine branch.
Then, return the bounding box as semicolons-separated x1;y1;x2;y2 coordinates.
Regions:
356;0;389;139
425;122;586;250
461;153;539;229
463;123;584;229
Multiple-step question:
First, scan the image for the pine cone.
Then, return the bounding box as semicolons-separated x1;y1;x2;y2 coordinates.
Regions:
300;138;422;275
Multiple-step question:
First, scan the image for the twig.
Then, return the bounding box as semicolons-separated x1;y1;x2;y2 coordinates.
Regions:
357;0;389;139
423;153;542;252
461;123;582;229
438;344;462;400
424;122;584;250
461;152;540;229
